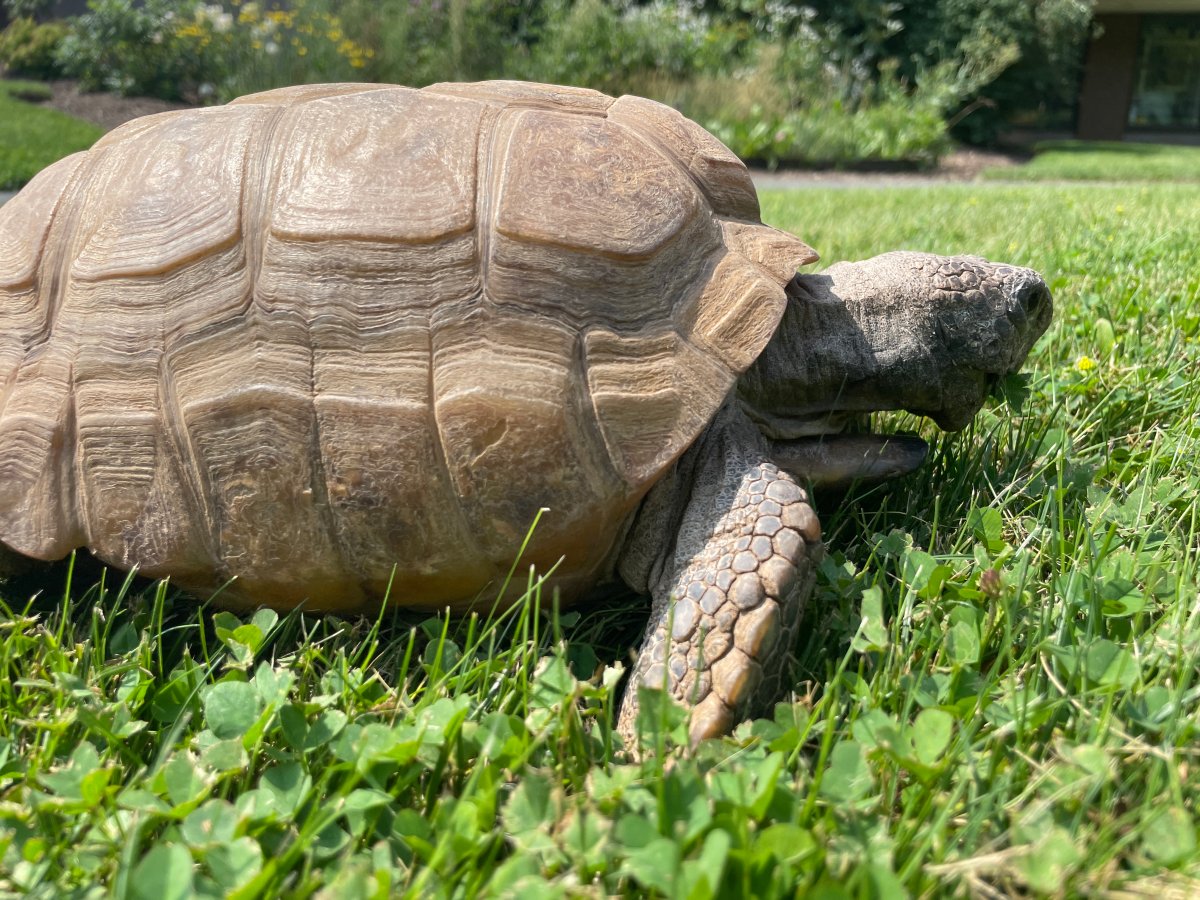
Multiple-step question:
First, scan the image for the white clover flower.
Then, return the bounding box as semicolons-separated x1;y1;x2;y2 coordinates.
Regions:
213;11;234;32
265;40;279;55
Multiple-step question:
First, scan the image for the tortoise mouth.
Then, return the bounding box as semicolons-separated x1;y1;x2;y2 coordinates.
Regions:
746;407;858;440
744;401;932;489
766;421;929;491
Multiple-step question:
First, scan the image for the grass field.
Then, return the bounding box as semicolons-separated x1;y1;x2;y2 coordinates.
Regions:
2;181;1200;897
0;80;102;191
984;140;1200;182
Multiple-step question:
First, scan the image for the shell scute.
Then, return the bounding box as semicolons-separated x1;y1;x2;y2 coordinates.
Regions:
608;95;761;220
71;106;266;282
271;88;481;244
494;109;698;259
584;328;734;487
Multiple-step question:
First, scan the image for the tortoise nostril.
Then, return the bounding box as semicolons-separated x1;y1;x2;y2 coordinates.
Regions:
1015;278;1051;319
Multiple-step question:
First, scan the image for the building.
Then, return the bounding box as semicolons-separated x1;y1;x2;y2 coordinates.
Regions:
1077;0;1200;141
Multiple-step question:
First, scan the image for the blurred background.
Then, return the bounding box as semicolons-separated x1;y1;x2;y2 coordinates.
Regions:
0;0;1198;187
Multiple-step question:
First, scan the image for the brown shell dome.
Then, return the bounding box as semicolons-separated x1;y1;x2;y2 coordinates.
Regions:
0;81;817;611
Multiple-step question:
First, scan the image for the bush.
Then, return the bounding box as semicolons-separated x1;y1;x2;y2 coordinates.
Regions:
172;1;371;103
707;94;951;170
43;0;1082;162
1;0;52;19
55;0;208;99
515;0;721;97
332;0;531;87
0;16;68;79
652;35;956;168
793;0;1092;143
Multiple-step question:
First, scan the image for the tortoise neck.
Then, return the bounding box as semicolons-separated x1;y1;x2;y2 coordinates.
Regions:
737;273;892;439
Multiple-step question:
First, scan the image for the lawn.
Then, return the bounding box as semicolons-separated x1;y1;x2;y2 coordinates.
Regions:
2;181;1200;897
0;80;103;191
984;139;1200;182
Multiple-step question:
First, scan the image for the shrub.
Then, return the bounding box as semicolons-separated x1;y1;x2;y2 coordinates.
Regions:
55;0;208;99
0;16;68;80
1;0;52;19
172;1;371;103
707;96;950;170
332;0;530;87
794;0;1093;142
515;0;719;97
659;36;955;168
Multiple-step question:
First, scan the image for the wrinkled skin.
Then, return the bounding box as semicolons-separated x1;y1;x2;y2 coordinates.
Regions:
617;251;1051;744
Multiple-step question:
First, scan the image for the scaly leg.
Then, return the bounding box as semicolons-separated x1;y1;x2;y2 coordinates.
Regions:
617;405;822;745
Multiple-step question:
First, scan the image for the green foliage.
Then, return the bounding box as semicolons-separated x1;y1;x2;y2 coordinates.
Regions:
673;41;958;168
796;0;1092;142
895;0;1094;142
706;62;953;168
39;0;1091;162
0;80;102;190
515;0;718;97
1;0;50;19
335;0;536;87
0;17;68;80
171;1;371;103
51;0;374;103
54;0;208;99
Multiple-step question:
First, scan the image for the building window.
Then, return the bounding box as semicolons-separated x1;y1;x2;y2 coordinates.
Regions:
1128;15;1200;130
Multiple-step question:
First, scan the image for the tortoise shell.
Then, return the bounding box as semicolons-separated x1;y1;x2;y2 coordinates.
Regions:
0;81;817;610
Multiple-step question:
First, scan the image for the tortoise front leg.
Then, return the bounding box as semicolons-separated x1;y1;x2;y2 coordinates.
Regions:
616;406;822;746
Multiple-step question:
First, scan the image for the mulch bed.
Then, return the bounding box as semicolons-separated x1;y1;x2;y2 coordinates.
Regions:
42;79;193;131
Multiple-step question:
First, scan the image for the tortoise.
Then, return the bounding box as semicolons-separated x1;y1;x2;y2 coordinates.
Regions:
0;81;1051;743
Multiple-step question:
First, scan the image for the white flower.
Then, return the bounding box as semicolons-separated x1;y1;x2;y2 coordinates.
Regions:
265;40;279;55
213;11;234;32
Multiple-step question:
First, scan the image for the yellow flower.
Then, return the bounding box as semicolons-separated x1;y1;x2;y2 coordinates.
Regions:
1074;355;1097;374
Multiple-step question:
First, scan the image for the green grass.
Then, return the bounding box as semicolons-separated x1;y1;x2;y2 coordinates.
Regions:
984;139;1200;182
3;182;1200;896
0;79;103;191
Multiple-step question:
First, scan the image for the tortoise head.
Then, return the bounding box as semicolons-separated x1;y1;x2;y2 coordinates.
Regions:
738;251;1052;486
